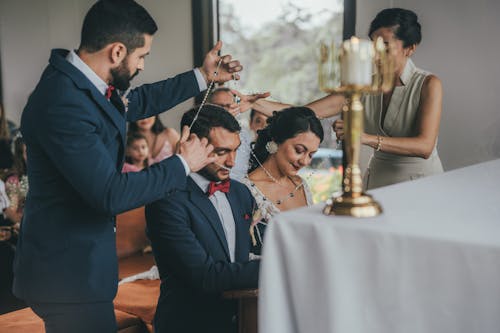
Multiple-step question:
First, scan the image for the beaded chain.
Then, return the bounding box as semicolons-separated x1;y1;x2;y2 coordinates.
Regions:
188;58;224;130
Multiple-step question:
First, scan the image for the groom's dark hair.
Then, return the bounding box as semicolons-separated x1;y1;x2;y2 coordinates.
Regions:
181;105;241;141
79;0;158;53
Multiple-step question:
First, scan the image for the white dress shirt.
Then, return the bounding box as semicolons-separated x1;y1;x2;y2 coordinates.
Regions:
190;173;236;262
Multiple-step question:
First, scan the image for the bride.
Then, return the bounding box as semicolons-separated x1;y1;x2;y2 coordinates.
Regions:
242;106;324;255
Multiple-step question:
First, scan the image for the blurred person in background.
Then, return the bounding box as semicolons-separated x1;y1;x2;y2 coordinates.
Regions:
128;115;179;165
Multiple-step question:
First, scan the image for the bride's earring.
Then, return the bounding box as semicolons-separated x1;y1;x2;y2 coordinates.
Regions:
265;141;278;154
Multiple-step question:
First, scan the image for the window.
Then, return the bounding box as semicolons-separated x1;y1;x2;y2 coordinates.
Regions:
218;0;346;106
192;0;355;202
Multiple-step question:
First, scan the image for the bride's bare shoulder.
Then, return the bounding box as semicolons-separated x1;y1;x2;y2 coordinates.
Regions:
247;169;269;184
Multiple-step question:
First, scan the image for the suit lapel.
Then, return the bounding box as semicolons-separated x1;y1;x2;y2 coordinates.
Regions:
88;88;127;145
187;178;231;261
49;49;126;149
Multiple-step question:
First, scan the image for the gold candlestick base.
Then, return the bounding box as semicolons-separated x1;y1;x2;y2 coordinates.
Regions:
323;193;382;218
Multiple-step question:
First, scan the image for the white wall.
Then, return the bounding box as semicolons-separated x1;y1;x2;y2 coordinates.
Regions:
357;0;500;171
0;0;194;133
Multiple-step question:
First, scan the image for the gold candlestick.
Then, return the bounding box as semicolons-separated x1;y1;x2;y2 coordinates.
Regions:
319;37;394;218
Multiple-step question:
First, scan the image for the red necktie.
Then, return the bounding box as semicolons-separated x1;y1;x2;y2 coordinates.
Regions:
207;180;230;196
105;85;115;100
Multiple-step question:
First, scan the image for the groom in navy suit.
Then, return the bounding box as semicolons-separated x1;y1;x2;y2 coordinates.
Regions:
146;105;260;333
13;1;242;332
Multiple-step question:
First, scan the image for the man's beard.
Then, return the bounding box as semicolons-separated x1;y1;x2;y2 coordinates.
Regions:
198;165;223;182
110;58;139;91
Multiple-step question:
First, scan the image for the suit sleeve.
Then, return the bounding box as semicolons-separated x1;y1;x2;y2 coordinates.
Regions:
126;70;201;122
36;101;187;216
146;197;260;294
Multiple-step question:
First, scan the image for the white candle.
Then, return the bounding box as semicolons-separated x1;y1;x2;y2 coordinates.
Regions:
340;37;374;86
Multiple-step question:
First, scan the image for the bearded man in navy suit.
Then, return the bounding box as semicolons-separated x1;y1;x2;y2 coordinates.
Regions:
146;105;260;333
13;0;243;331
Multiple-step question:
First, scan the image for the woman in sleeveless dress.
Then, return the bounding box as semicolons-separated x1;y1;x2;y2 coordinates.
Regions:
333;8;444;189
128;115;179;165
238;8;444;190
242;107;324;256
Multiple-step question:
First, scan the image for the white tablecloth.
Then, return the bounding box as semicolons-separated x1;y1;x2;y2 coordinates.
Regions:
259;159;500;333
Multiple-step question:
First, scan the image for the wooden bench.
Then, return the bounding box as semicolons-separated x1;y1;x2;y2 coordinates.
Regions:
0;307;146;333
223;289;259;333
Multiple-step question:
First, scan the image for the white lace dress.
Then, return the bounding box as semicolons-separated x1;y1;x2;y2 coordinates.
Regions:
242;176;313;257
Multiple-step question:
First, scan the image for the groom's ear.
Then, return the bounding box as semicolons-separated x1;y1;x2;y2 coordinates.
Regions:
108;42;127;67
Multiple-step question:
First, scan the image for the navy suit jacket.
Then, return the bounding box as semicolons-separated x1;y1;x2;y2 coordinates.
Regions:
146;177;260;333
13;49;201;303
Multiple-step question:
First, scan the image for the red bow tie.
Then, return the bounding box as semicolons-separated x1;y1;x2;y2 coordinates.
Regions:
207;180;230;196
105;85;115;99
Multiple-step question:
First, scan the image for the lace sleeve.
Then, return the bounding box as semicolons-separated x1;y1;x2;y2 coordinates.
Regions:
302;177;314;206
241;177;280;222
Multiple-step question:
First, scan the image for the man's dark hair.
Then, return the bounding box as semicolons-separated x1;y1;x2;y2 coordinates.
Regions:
181;105;241;141
79;0;158;53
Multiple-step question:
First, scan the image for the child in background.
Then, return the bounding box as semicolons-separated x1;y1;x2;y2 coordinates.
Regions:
122;133;149;173
121;133;153;255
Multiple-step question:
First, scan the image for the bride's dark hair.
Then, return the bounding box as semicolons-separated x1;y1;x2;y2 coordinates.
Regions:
248;106;324;173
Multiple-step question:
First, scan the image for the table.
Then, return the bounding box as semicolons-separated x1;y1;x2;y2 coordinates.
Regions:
259;159;500;333
223;289;258;333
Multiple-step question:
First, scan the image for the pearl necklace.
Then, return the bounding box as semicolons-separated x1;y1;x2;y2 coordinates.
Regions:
273;180;304;205
246;147;306;205
249;169;304;205
247;176;304;206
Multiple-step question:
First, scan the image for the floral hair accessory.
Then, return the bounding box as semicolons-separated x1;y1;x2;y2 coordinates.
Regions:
265;141;278;154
